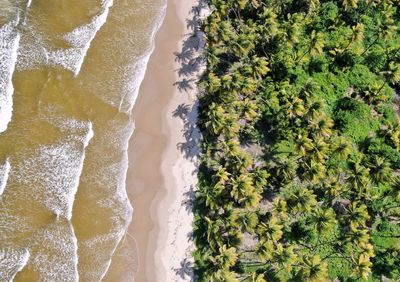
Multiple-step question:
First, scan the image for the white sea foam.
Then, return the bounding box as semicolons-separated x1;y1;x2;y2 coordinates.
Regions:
14;118;93;219
28;220;79;282
119;4;166;113
0;20;20;134
0;158;11;196
48;0;113;76
0;248;30;281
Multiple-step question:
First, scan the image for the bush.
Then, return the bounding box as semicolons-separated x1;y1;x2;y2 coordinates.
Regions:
334;97;379;142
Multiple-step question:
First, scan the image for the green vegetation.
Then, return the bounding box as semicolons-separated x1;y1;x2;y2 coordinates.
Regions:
194;0;400;281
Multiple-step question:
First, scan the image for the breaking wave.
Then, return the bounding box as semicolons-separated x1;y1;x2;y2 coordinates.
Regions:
0;158;11;196
0;248;30;282
0;19;20;134
13;117;93;220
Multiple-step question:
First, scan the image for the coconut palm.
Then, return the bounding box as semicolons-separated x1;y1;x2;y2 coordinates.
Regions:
342;0;359;10
295;134;313;156
243;56;270;79
235;210;259;233
344;201;370;229
271;198;288;220
284;186;318;214
205;103;227;135
347;160;371;196
297;30;325;63
255;239;274;261
252;167;270;190
309;137;330;162
272;243;297;272
332;136;353;160
257;216;284;242
368;155;393;184
303;159;327;184
212;245;238;269
352;253;372;280
295;255;328;282
231;174;254;203
311;207;337;236
205;216;225;249
209;269;239;282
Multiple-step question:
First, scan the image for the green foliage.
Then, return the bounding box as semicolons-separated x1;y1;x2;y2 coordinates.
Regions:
194;0;400;281
334;97;379;142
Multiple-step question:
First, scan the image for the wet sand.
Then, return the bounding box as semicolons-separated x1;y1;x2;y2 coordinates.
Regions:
126;0;204;281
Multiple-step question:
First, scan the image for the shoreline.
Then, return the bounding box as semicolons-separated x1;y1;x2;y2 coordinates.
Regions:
126;0;204;281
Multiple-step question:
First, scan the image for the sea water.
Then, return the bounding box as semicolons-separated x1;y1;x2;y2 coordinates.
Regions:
0;0;166;280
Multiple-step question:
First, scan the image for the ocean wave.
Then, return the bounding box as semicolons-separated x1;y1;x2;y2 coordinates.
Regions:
0;19;20;134
28;220;79;282
0;248;30;281
13;118;93;220
0;158;11;196
16;0;114;76
48;0;113;76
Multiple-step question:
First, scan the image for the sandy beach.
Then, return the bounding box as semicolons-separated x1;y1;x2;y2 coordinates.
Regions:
126;0;207;281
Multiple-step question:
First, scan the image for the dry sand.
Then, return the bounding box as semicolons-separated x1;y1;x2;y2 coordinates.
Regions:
125;0;208;281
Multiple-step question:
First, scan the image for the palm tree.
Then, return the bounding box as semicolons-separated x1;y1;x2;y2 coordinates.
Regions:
271;198;288;220
272;243;297;272
308;137;329;162
311;207;337;236
208;269;239;282
240;98;259;120
231;174;254;203
274;157;298;183
295;134;313;157
198;184;222;210
352;253;372;280
257;216;284;242
236;210;259;233
252;167;270;190
345;226;370;246
212;245;238;269
205;216;225;249
305;99;324;120
206;72;222;93
229;150;253;172
255;239;274;261
342;0;359;10
347;160;371;197
368;155;393;184
309;116;334;138
344;201;370;229
249;56;270;79
303;159;326;184
332;136;353;160
297;30;325;63
205;103;226;135
284;96;306;120
214;166;230;184
379;61;400;89
284;186;318;214
295;255;328;282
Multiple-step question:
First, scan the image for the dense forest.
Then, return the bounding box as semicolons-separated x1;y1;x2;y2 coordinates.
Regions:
194;0;400;281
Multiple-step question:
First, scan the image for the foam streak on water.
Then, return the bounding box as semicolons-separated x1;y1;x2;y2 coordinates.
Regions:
0;158;10;196
0;20;20;133
48;0;114;76
14;118;94;220
29;221;79;282
0;248;30;282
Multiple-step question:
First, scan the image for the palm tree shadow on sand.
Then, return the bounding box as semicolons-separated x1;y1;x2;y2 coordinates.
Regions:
171;0;208;280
